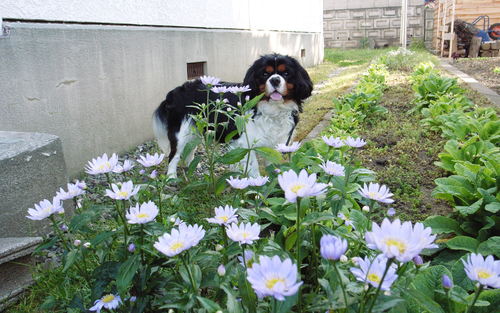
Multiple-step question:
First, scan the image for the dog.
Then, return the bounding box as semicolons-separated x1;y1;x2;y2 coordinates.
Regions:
153;53;313;177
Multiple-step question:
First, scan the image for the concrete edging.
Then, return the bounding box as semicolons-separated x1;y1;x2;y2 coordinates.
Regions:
440;61;500;108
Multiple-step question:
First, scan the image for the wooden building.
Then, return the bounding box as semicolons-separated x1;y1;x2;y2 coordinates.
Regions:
434;0;500;51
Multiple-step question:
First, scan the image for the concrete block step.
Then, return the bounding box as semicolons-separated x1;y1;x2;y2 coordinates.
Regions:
0;131;69;238
0;237;42;311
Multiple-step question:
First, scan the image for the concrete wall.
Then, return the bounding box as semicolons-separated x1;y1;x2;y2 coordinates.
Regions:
323;0;434;49
0;1;323;178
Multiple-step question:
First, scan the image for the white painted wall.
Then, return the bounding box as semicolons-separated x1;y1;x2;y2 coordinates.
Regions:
0;1;323;177
1;0;323;33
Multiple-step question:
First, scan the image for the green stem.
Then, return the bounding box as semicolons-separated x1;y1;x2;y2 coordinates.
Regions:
367;258;394;313
344;148;356;187
180;253;197;294
465;284;484;313
444;289;453;313
155;177;164;223
49;215;91;286
310;224;319;288
333;261;350;313
295;197;302;313
140;224;145;263
272;297;277;313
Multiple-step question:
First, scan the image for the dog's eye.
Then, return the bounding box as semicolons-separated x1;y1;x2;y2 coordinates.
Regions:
262;72;269;78
283;71;290;77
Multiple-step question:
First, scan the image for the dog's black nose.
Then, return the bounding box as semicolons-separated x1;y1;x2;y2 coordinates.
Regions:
269;76;281;87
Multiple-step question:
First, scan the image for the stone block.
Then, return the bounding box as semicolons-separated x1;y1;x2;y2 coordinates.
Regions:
384;8;398;16
0;237;42;311
407;6;416;16
328;20;343;30
409;17;421;26
337;11;350;19
367;9;382;18
0;132;69;238
367;30;380;38
425;19;434;30
324;11;335;19
352;31;365;38
413;27;423;37
337;31;350;40
360;20;374;28
383;29;398;39
345;21;358;29
375;19;390;28
345;41;359;49
352;10;366;19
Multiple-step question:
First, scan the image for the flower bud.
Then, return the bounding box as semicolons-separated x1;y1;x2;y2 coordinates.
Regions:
340;255;348;263
387;207;396;216
83;242;91;248
129;243;136;253
215;244;223;251
217;264;226;277
442;274;452;289
169;217;176;223
413;255;423;267
139;169;145;175
61;224;68;232
130;296;136;302
274;169;281;174
362;205;370;213
351;257;361;266
74;239;81;247
245;96;250;101
150;170;157;179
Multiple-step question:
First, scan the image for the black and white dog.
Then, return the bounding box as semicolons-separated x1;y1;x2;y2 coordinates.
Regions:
153;53;313;177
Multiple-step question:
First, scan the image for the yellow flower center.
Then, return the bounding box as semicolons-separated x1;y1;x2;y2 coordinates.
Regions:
290;182;306;194
477;269;492;280
171;241;184;251
101;294;115;303
384;238;407;254
45;206;53;213
117;191;129;198
368;191;378;198
241;231;250;238
136;213;149;219
265;277;285;290
368;273;381;284
221;215;229;223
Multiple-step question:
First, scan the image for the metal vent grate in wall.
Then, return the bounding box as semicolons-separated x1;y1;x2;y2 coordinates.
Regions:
187;62;206;80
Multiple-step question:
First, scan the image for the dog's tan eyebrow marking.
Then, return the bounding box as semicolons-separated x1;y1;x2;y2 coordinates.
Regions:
265;66;274;73
277;64;286;72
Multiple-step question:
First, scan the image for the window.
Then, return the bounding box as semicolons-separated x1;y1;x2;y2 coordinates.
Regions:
187;62;206;80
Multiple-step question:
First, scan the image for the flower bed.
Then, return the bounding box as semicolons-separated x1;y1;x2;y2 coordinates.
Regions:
22;50;500;313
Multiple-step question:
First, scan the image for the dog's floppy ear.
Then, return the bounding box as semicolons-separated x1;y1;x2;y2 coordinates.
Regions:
243;58;263;99
291;58;313;101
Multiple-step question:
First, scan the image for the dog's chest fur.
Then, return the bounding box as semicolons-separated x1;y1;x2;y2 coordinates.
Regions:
231;99;299;149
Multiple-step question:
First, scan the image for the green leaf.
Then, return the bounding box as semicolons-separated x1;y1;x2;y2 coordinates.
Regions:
216;147;249;164
221;285;243;313
486;237;500;258
301;212;335;226
62;249;80;272
238;272;257;313
196;296;222;312
446;236;479;253
452;255;476;292
254;147;283;164
456;198;483;216
405;289;445;313
116;254;141;296
423;215;465;235
485;202;500;213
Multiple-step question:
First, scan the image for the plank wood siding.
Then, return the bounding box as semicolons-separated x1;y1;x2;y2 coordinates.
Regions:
433;0;500;48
